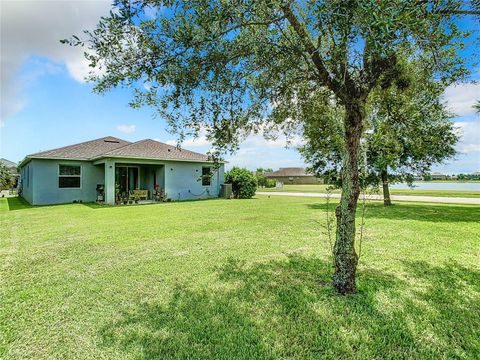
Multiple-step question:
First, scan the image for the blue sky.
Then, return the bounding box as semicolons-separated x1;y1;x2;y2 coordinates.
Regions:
1;1;479;174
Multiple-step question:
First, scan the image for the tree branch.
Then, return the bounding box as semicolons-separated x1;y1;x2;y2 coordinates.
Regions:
280;4;343;97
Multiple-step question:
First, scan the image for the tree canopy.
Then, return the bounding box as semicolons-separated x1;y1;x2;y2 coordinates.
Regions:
66;0;476;294
300;60;459;205
69;0;471;152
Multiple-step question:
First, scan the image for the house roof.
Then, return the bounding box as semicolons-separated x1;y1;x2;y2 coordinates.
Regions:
1;158;18;175
26;137;131;161
99;139;209;162
0;158;17;168
20;136;212;166
263;167;314;178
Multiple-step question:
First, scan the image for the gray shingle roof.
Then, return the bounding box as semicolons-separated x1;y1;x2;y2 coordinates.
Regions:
0;158;17;168
22;136;212;165
1;158;18;174
27;137;131;160
264;167;313;177
100;139;210;162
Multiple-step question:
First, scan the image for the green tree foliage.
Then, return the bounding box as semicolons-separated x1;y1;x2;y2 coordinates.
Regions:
256;168;276;188
457;173;480;180
225;167;257;199
256;168;273;175
474;100;480;113
66;0;475;294
0;164;13;190
301;63;459;205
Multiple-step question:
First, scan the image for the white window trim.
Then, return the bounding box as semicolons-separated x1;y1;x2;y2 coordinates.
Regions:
58;164;82;189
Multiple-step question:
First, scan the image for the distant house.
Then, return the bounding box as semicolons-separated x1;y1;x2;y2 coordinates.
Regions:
263;167;323;185
430;172;447;180
18;136;225;205
0;158;19;188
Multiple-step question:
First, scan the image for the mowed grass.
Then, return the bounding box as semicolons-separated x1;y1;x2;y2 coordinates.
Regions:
261;184;480;198
1;196;479;359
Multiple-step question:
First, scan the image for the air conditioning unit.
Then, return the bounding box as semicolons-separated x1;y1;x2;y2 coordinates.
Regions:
220;183;232;199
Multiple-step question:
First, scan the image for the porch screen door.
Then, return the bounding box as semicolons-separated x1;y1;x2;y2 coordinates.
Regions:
128;167;139;190
115;167;139;193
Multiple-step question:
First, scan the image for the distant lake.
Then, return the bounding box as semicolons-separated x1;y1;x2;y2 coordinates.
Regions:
391;182;480;191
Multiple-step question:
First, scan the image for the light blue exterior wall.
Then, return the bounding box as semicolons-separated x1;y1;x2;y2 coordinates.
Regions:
19;157;225;205
163;161;224;201
104;160;115;205
19;163;34;204
21;159;104;205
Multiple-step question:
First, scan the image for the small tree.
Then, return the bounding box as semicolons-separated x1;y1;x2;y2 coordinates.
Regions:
255;168;275;188
225;167;257;199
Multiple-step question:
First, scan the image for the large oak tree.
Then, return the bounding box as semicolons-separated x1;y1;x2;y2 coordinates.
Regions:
66;0;475;294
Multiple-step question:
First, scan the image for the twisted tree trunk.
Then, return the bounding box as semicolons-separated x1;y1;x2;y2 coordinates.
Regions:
333;100;365;294
381;168;392;206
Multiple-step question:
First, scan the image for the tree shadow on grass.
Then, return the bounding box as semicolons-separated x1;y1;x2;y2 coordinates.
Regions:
4;197;101;211
99;255;480;359
5;197;36;211
307;201;480;223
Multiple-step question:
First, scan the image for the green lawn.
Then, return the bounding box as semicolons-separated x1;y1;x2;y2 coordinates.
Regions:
1;196;479;359
260;184;480;198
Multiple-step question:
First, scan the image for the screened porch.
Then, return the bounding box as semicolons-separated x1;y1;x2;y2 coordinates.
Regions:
114;164;165;202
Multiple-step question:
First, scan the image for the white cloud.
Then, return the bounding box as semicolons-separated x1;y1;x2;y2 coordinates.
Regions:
164;127;306;170
225;146;305;170
1;0;111;122
454;121;480;154
166;136;211;148
244;133;305;149
116;124;136;134
166;126;305;150
166;127;212;148
443;82;480;116
460;144;480;153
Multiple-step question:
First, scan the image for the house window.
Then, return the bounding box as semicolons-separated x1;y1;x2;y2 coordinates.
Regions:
202;167;211;186
59;165;81;188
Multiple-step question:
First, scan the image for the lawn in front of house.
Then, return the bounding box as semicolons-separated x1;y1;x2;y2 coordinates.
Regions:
261;183;480;198
1;196;479;359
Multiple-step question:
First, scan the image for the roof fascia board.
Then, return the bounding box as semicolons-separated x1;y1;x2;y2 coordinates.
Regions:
19;156;90;168
92;155;226;164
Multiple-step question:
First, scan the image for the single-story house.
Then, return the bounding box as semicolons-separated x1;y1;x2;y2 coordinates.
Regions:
430;172;447;180
263;167;323;185
18;136;225;205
